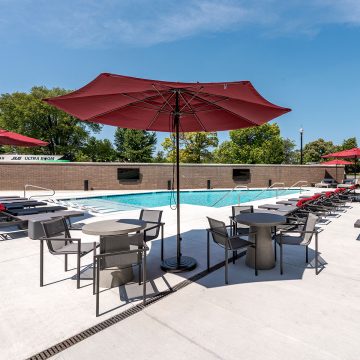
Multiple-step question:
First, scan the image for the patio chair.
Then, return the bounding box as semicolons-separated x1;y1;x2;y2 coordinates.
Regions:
229;205;253;235
39;217;98;289
94;232;148;316
206;217;257;284
131;209;164;260
274;213;319;275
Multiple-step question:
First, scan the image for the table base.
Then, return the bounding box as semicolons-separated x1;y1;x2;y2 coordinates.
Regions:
245;226;275;270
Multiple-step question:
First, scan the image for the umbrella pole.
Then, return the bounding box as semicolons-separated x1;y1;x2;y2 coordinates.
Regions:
161;90;197;273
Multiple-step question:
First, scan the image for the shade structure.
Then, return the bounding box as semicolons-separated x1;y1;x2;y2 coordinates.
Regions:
0;129;48;147
45;73;291;272
322;148;360;179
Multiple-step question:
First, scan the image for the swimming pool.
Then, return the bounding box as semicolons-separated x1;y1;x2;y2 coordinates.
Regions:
64;189;303;213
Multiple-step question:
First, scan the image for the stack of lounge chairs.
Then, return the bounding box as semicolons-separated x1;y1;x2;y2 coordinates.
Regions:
0;196;85;240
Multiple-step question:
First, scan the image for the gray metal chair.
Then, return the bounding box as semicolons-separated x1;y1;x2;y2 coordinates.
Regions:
230;205;254;236
274;213;319;275
138;209;165;260
207;217;257;284
94;232;148;317
40;217;98;289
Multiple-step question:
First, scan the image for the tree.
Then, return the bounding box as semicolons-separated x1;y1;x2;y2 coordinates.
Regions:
153;150;167;163
341;137;357;150
282;138;298;164
80;137;117;162
114;128;156;162
213;123;285;164
161;132;218;163
303;138;336;163
0;87;101;160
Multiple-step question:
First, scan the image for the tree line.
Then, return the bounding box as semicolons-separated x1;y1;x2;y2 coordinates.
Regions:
0;87;357;164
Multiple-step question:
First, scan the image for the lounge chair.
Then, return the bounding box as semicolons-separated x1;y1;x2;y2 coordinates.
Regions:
39;217;98;289
315;178;337;188
337;179;357;188
274;213;320;275
5;205;67;216
206;216;257;284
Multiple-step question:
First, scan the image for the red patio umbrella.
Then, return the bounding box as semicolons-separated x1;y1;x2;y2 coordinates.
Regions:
321;159;352;165
322;148;360;179
321;159;352;180
0;129;48;147
45;73;291;272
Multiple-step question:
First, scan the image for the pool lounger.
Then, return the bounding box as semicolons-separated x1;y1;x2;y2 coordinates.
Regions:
5;205;67;216
2;201;47;210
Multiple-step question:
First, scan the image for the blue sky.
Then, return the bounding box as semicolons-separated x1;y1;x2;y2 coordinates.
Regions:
1;0;359;151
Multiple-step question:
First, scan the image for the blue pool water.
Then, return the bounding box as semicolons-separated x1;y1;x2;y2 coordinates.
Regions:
66;189;303;212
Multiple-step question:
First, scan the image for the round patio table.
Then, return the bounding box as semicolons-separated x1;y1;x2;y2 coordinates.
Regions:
82;219;146;288
235;212;286;270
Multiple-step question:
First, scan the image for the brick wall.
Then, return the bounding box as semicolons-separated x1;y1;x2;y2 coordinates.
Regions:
0;162;343;191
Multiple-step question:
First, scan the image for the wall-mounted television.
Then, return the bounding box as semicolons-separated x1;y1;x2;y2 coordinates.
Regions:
117;168;140;181
233;168;250;181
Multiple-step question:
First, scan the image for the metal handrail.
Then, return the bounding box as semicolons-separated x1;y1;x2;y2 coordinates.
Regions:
211;185;249;207
252;182;286;201
24;184;56;199
277;180;308;196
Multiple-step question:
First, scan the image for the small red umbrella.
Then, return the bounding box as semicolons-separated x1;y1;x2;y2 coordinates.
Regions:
45;73;291;272
0;129;48;147
322;148;360;179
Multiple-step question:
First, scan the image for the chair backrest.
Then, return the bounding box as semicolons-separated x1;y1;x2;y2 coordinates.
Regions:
207;217;228;247
302;213;318;245
232;205;253;218
100;233;141;270
139;209;163;238
41;217;71;253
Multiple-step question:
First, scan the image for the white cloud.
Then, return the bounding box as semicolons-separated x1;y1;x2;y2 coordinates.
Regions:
0;0;360;47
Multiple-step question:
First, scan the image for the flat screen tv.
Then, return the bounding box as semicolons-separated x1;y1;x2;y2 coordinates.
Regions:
233;168;250;181
117;168;140;181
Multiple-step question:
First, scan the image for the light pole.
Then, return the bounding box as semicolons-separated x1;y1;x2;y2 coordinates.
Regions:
300;128;304;165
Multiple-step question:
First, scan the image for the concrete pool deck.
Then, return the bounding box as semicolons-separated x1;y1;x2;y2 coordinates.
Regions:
1;188;360;359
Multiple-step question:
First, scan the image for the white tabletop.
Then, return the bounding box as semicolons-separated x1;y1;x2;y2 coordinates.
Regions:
235;212;286;227
82;218;146;236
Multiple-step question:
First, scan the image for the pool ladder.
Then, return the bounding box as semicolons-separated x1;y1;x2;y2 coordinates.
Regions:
211;185;249;207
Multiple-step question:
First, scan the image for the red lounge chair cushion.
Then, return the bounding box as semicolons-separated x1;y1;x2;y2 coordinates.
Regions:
0;203;6;211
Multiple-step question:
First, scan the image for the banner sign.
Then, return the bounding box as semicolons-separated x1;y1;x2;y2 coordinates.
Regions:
0;154;64;162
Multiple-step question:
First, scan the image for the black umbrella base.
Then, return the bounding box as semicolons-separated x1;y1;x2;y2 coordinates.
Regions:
161;256;197;273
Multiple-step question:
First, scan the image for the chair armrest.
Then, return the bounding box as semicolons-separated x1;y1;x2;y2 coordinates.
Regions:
278;229;319;235
39;237;82;242
228;231;257;240
95;246;149;259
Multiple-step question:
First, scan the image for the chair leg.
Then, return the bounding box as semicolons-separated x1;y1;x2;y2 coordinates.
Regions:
207;231;210;271
93;242;96;295
232;250;236;264
77;242;81;289
274;240;277;261
254;244;258;276
315;233;319;275
40;240;44;287
143;249;147;306
306;245;309;263
138;251;142;286
225;246;229;285
96;257;100;317
161;225;164;261
64;254;68;272
280;243;283;275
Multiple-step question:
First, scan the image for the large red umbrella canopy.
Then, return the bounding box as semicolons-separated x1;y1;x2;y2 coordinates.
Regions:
0;129;48;147
44;73;291;132
322;148;360;159
45;73;291;272
321;159;353;165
